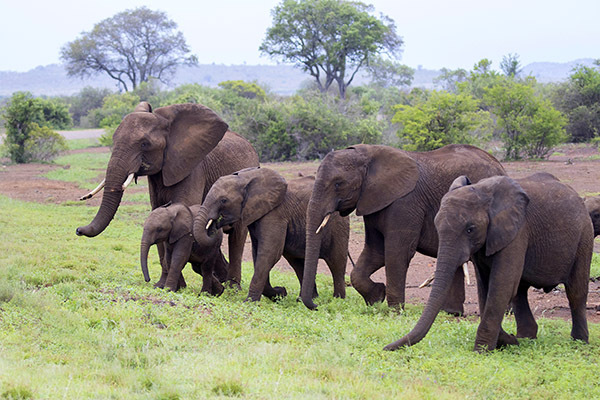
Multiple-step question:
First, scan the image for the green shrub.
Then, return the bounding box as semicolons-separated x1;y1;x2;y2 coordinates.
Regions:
22;124;67;162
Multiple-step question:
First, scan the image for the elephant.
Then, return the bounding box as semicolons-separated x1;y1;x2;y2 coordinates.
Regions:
76;102;259;289
301;144;506;313
140;203;227;296
584;196;600;237
193;167;349;302
385;172;593;352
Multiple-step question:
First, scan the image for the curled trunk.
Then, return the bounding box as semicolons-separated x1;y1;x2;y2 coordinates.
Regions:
384;247;462;351
192;205;219;249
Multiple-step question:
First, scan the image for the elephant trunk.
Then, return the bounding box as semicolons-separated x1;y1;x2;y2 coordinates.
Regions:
384;244;462;351
140;238;152;283
301;194;327;310
76;152;133;237
193;205;219;248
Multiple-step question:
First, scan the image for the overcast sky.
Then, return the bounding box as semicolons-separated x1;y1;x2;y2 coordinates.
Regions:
1;0;598;72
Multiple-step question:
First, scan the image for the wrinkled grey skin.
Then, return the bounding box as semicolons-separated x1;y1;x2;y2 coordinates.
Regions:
584;196;600;237
302;144;506;312
76;102;258;289
193;167;349;302
140;203;227;295
386;173;593;352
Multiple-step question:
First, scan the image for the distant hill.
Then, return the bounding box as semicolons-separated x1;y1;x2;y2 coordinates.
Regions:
0;59;596;97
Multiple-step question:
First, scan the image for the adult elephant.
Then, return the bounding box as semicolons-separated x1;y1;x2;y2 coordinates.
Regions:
385;173;593;352
301;144;506;313
76;102;259;288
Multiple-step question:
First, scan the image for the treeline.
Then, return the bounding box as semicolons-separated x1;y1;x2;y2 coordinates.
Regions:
2;59;600;163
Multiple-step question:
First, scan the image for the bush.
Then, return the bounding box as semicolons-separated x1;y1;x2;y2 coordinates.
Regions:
392;91;492;151
1;92;69;163
92;92;141;146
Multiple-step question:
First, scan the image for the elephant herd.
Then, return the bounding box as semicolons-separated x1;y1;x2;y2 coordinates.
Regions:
76;102;600;353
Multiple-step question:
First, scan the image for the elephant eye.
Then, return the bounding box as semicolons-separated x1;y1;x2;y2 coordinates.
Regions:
220;198;227;204
466;226;474;235
141;141;150;149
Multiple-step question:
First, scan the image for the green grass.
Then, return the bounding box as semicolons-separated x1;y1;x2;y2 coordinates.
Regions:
66;138;102;151
1;195;600;399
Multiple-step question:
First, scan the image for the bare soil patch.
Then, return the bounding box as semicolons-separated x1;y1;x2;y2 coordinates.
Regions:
1;144;599;323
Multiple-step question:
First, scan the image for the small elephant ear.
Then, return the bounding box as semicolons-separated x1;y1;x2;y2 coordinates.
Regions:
133;102;152;113
169;204;193;244
449;175;471;192
355;145;419;216
485;176;530;256
155;104;229;187
240;168;288;226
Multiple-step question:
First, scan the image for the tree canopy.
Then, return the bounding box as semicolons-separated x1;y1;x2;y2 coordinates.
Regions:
60;7;197;92
260;0;403;98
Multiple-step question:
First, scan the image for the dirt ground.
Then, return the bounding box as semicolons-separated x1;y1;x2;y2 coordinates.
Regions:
1;143;599;323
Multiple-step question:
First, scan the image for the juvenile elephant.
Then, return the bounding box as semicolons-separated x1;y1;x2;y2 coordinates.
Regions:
76;102;259;289
302;144;506;312
584;196;600;237
140;203;227;296
193;167;349;302
385;173;593;352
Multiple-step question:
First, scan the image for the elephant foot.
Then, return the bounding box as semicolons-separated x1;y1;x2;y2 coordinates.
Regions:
496;330;519;349
265;286;288;302
154;280;166;289
516;326;538;339
441;304;464;317
363;283;386;306
226;279;242;291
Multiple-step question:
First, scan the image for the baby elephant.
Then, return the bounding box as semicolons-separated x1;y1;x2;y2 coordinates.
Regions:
386;172;594;352
193;167;350;302
584;196;600;237
140;203;228;296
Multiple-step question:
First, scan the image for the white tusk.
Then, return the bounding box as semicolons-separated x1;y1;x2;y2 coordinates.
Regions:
79;179;105;201
122;173;135;190
419;272;435;288
463;263;471;285
315;214;331;234
206;219;213;230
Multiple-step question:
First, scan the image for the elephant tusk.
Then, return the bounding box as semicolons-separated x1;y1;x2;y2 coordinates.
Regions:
315;214;331;234
206;219;213;230
463;262;471;285
419;272;435;288
79;179;105;201
122;173;135;190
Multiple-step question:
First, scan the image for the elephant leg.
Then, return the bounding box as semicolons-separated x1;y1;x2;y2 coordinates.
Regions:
198;260;224;296
213;250;229;283
324;240;348;299
285;256;318;299
565;253;590;343
164;239;193;291
383;232;418;308
226;224;248;289
154;243;169;289
350;228;385;305
247;226;286;302
513;283;537;339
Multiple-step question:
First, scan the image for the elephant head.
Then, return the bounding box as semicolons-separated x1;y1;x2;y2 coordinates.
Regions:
385;175;529;350
193;167;288;247
301;144;419;309
584;196;600;237
76;102;228;237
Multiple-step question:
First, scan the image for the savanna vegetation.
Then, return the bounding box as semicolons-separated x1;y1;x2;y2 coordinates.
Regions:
0;141;599;399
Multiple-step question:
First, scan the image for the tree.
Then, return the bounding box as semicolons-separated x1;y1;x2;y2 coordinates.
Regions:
365;56;414;88
1;92;68;163
67;87;114;127
552;64;600;142
260;0;403;98
433;67;468;93
60;7;198;92
392;91;491;151
500;53;523;78
485;81;567;160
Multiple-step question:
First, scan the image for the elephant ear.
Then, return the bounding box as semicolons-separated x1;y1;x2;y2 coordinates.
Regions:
449;175;471;192
155;104;229;187
354;145;419;216
169;204;193;245
239;168;288;226
485;176;530;256
133;101;152;113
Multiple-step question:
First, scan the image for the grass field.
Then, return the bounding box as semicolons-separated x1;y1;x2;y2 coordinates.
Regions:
0;144;599;399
